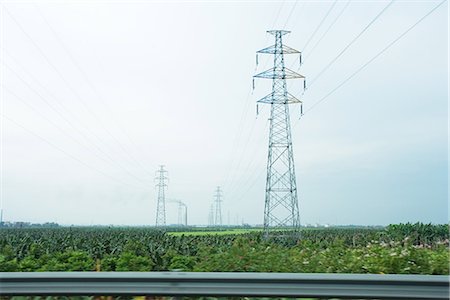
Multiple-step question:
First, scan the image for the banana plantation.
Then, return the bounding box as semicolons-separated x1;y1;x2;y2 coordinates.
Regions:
0;223;448;274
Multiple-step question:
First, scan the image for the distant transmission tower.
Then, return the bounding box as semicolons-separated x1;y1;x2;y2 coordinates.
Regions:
167;199;187;226
155;165;168;227
176;200;187;227
254;30;305;238
213;186;223;226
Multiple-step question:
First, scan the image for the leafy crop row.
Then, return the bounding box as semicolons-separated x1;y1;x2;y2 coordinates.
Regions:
0;223;447;274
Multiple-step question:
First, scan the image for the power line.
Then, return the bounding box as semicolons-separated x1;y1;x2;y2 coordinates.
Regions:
232;165;266;209
226;119;268;199
283;1;306;31
282;0;299;30
307;0;395;88
3;114;150;191
3;50;119;161
224;118;258;193
33;4;153;179
3;63;150;186
3;62;101;147
82;33;155;180
302;0;338;52
227;154;265;203
302;0;352;62
4;7;152;181
304;0;446;115
270;0;286;30
3;51;127;159
222;89;253;190
4;87;150;188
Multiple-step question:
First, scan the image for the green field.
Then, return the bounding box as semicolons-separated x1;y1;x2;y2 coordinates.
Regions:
168;228;261;236
0;223;448;274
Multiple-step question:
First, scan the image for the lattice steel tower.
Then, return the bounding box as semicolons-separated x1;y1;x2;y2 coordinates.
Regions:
253;30;305;238
155;165;168;227
214;186;223;226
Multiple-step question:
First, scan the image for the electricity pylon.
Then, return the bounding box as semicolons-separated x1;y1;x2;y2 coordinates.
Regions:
168;199;187;226
155;165;168;227
177;201;187;226
253;30;305;238
214;186;223;226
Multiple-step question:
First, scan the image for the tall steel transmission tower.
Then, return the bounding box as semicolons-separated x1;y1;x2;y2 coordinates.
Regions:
213;186;223;226
155;165;168;227
254;30;305;238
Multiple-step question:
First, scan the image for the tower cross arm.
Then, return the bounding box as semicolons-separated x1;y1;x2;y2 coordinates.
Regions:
257;44;301;55
254;67;305;79
257;91;302;105
267;30;290;36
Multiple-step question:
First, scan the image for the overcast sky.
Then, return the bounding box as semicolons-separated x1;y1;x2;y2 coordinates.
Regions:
1;0;448;226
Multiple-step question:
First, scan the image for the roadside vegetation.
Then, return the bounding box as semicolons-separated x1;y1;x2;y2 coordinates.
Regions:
0;223;447;274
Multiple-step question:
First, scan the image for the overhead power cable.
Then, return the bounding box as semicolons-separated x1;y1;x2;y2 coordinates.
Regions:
224;117;258;193
226;119;268;199
307;0;395;88
4;86;149;187
3;115;151;191
3;50;121;158
3;63;149;186
271;0;286;30
4;7;152;180
4;50;152;186
303;0;352;62
302;0;338;52
304;0;446;115
231;163;266;207
282;0;299;30
33;4;153;179
222;89;253;190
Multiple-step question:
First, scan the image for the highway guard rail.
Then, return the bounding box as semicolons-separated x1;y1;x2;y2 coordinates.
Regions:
0;272;449;299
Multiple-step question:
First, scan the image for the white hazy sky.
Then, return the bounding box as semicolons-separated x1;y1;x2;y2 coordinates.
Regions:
1;0;448;226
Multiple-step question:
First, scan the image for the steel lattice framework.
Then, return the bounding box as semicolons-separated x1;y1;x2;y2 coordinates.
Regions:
173;200;187;227
155;165;168;227
254;30;305;238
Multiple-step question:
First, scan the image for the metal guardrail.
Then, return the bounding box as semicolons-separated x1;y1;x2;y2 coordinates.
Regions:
0;272;448;299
